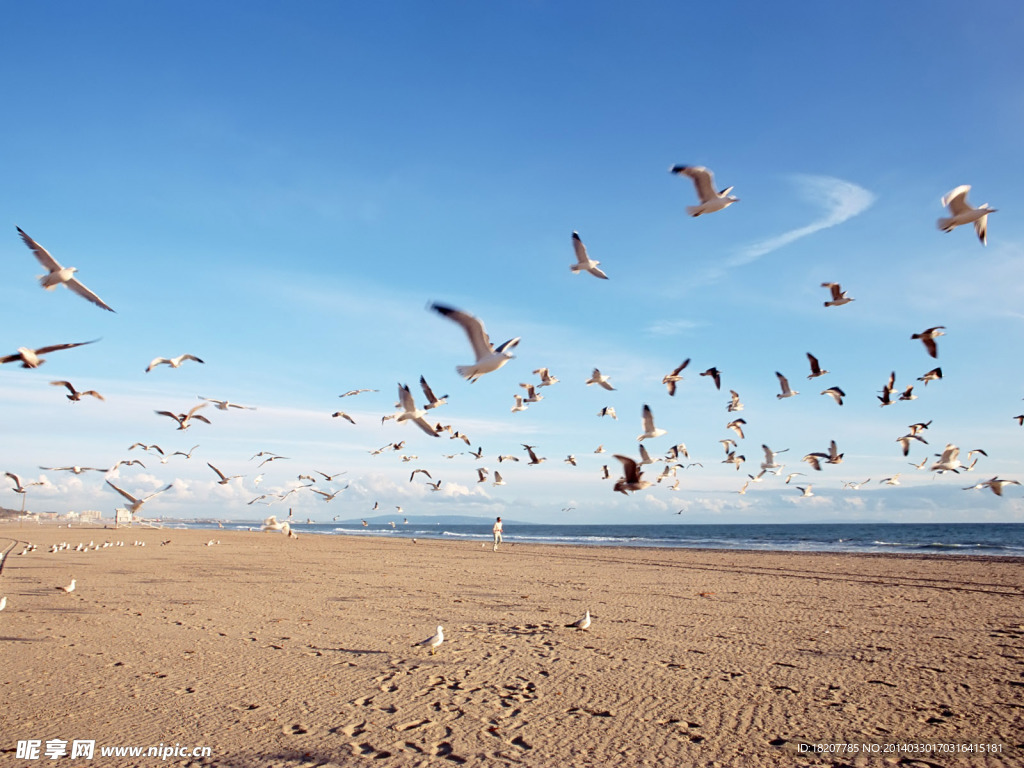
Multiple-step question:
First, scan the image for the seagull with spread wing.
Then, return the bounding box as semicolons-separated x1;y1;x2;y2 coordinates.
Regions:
105;479;173;514
430;303;520;381
396;383;440;437
937;185;995;245
669;165;738;216
1;340;98;369
570;231;609;279
16;226;115;311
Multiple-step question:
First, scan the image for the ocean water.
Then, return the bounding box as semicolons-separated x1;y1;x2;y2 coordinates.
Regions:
175;521;1024;557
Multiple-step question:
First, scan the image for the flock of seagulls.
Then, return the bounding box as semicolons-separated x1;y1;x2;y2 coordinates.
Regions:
1;169;1015;530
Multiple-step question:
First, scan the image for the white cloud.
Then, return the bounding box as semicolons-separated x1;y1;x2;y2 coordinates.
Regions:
735;175;875;264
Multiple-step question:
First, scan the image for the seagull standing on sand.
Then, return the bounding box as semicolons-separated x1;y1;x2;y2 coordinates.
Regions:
146;354;204;373
16;227;115;311
669;165;738;216
60;578;76;593
566;610;591;630
937;185;996;245
570;231;609;279
415;625;444;654
430;304;520;382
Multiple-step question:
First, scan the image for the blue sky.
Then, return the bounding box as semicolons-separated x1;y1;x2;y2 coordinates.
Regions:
3;1;1023;524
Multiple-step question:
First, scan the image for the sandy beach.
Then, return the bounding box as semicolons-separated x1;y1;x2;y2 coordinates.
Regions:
1;525;1021;767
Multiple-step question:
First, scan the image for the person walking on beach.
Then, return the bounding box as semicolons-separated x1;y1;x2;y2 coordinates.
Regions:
492;516;503;551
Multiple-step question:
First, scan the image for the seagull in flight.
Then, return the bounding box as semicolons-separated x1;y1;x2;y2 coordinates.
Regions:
16;227;115;311
612;454;652;494
637;404;667;441
585;368;615;391
396;383;439;437
1;340;98;369
419;376;448;410
40;465;106;475
805;353;829;379
339;388;378;398
937;185;995;245
155;403;210;431
775;372;799;399
669;165;738;216
431;303;520;381
146;354;204;373
50;380;104;402
821;386;845;406
105;480;173;514
570;231;609;279
911;327;945;358
5;472;45;494
821;282;854;307
963;477;1021;496
533;367;559;387
700;367;722;390
662;359;690;396
522;444;546;465
207;463;242;485
199;396;255;411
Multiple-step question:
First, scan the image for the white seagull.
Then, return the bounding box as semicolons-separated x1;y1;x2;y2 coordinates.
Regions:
419;376;448;410
431;304;520;381
17;227;115;312
207;463;242;485
586;368;615;391
775;372;799;399
415;625;444;654
937;185;995;245
669;165;738;216
570;231;609;279
105;480;173;514
396;383;440;437
566;610;591;630
61;578;76;593
963;477;1021;496
637;404;667;441
199;396;255;411
146;354;204;373
0;340;98;369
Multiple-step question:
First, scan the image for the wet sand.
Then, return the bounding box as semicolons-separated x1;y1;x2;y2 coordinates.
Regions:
1;526;1021;766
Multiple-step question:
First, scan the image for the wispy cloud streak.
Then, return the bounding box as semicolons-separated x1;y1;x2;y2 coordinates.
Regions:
734;175;875;265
